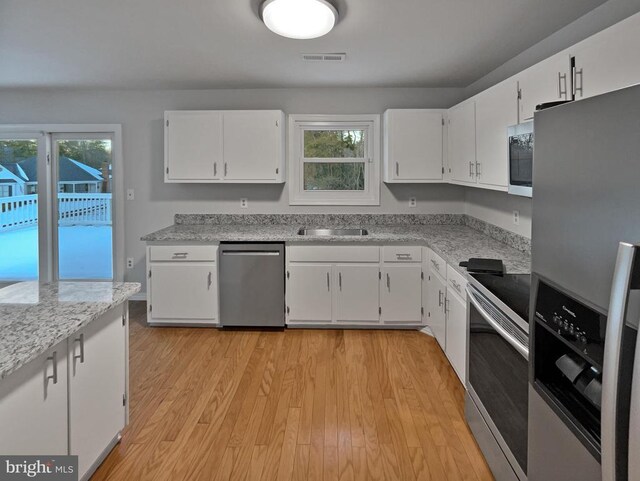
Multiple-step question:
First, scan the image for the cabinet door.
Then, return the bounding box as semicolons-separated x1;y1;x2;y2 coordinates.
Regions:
475;79;518;190
385;110;443;182
334;264;380;323
518;52;571;121
223;111;282;181
380;265;422;323
571;13;640;100
427;271;447;350
150;263;218;321
445;289;467;384
0;341;68;455
448;101;477;184
69;307;126;480
165;111;223;181
287;264;332;322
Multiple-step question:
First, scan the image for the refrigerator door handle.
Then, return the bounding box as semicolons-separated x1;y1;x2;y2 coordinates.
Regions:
603;242;640;481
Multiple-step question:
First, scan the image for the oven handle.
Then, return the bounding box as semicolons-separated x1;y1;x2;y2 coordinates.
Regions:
466;285;529;359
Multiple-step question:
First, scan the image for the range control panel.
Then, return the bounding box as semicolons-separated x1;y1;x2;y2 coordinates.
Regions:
534;280;606;365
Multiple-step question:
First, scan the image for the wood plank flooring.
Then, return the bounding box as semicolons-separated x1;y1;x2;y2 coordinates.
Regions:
92;302;493;481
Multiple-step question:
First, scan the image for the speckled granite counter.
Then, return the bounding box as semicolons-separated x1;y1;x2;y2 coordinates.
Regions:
142;223;530;276
0;281;141;380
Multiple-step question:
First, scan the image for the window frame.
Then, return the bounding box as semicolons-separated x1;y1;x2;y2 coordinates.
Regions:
288;114;380;206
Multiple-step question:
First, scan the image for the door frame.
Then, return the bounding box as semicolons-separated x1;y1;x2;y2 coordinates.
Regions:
0;124;124;282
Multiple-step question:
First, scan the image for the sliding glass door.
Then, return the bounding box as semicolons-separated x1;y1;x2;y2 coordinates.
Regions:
0;129;117;283
0;134;45;281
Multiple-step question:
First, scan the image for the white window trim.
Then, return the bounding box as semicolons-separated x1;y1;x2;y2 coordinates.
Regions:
288;114;380;206
0;124;124;282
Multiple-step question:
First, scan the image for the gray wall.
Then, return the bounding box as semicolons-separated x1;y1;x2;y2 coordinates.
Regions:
459;0;640;241
0;87;465;286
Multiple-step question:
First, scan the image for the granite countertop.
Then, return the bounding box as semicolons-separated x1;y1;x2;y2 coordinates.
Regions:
0;281;141;380
142;223;530;275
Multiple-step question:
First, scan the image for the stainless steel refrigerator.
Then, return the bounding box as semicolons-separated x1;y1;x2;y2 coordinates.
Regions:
529;83;640;481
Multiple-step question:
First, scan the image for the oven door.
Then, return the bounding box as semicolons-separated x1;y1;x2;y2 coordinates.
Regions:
467;285;530;479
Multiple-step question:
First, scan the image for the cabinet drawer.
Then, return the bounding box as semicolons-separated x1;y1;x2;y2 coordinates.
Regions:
446;264;467;299
428;250;447;278
149;245;217;262
382;246;422;263
288;246;379;263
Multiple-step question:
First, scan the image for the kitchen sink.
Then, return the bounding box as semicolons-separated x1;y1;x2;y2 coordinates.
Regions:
297;228;368;236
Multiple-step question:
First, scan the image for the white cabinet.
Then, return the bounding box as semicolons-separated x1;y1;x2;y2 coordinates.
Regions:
445;287;467;384
447;100;476;185
570;13;640;100
474;78;518;190
426;263;447;350
383;109;444;183
223;111;285;181
287;264;333;323
334;264;380;323
147;245;218;325
164;110;285;183
518;51;571;121
380;265;422;323
68;306;126;480
164;111;223;181
0;341;68;455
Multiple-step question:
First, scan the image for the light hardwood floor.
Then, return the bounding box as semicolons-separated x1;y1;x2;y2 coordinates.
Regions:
92;302;493;481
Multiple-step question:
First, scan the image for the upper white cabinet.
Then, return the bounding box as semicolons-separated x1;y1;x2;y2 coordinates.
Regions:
165;111;223;181
383;109;444;183
164;110;285;183
518;51;571;121
69;306;126;480
570;13;640;100
0;341;68;455
447;100;476;185
474;78;518;190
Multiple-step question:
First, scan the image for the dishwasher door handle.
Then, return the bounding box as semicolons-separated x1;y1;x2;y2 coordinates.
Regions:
221;251;281;256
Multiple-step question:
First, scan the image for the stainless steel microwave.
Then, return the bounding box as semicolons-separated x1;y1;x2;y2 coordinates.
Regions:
508;121;533;197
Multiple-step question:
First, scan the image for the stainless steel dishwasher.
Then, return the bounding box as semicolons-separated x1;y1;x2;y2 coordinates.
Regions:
219;243;285;327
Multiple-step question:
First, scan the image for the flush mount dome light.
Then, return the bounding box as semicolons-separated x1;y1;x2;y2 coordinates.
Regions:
261;0;338;40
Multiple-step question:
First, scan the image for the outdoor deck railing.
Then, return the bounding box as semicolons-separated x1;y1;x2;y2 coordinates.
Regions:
0;193;112;231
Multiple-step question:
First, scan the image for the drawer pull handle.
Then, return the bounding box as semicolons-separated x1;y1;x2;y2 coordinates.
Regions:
46;351;58;384
396;253;412;259
173;252;188;258
431;259;440;269
73;333;85;364
451;279;461;292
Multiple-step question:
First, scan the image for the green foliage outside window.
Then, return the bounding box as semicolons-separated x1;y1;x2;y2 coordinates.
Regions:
0;139;110;170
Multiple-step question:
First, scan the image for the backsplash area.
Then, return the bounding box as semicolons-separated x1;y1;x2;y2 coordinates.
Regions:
175;213;531;253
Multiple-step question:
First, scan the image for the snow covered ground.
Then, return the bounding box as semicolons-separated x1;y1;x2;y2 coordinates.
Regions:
0;225;112;280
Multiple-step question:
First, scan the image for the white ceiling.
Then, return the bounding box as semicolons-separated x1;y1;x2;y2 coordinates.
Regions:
0;0;607;89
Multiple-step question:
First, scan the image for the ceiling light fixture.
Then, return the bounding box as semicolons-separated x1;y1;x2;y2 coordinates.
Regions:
260;0;338;40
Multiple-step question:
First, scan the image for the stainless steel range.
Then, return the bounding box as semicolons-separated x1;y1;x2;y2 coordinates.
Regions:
466;273;530;481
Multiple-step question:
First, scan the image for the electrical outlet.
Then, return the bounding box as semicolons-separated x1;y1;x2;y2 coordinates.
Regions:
127;257;134;269
126;189;135;200
513;210;520;225
409;197;417;207
240;198;248;208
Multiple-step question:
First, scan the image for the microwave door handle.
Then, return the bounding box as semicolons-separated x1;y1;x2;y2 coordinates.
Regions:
466;286;529;358
602;242;640;481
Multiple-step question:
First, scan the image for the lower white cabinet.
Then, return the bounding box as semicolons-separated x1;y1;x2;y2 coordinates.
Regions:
334;264;380;323
426;267;447;349
147;245;219;325
69;306;126;480
380;265;422;323
287;264;333;322
445;287;467;384
0;341;68;455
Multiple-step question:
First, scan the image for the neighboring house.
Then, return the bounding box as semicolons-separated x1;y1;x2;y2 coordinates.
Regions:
0;156;104;197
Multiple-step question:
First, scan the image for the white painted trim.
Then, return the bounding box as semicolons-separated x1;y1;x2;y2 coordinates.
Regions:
288;114;381;206
128;292;147;301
